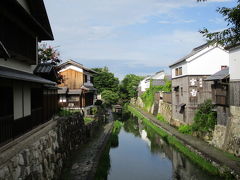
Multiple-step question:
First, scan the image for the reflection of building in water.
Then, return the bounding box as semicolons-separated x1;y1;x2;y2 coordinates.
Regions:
140;129;151;147
136;118;217;180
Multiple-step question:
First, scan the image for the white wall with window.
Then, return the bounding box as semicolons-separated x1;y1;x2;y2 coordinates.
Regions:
84;72;94;86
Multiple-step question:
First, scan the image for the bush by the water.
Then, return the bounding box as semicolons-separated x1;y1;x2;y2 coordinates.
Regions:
192;100;217;135
178;125;192;134
156;114;166;122
111;120;123;148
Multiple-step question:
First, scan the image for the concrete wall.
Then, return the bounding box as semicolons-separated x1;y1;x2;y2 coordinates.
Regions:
0;114;103;180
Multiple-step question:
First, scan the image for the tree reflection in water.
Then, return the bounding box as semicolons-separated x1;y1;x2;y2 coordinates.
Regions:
95;112;224;180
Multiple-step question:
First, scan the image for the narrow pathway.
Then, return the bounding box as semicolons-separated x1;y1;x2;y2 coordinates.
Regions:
132;105;240;176
63;114;113;180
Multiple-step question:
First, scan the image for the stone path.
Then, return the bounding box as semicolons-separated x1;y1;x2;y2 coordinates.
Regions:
63;117;113;180
132;105;240;177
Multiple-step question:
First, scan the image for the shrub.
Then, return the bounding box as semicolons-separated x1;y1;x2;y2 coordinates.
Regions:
141;79;171;110
156;114;165;122
192;100;217;134
95;99;103;106
178;125;192;134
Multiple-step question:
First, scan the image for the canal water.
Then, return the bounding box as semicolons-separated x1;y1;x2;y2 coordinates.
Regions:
95;112;224;180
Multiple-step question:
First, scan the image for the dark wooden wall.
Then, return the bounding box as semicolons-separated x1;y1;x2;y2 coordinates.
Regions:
230;81;240;106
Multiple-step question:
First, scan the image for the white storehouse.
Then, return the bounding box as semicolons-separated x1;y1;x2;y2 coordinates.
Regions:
169;43;229;125
138;71;167;96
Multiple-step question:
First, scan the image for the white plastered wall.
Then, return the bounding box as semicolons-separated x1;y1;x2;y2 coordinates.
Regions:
13;82;31;120
229;47;240;81
187;47;229;75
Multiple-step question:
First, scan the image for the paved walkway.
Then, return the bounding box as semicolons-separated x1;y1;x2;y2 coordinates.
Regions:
132;105;240;176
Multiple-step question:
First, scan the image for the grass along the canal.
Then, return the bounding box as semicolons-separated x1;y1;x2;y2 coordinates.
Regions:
127;105;234;179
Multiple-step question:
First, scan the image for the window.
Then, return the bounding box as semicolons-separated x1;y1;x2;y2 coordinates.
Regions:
84;75;88;83
179;67;182;75
221;66;227;70
175;67;182;76
175;68;179;76
90;77;94;84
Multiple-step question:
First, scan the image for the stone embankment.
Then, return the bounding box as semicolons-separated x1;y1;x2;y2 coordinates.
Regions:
0;113;104;180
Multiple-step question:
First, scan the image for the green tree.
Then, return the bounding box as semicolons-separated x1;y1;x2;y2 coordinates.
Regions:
92;67;119;93
199;0;240;46
119;74;143;103
101;90;119;106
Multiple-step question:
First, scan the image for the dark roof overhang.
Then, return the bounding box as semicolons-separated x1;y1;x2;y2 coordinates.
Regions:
205;68;229;81
0;66;56;85
0;41;10;59
0;0;54;41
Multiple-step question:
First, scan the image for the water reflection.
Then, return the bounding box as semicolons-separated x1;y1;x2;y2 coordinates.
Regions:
95;113;223;180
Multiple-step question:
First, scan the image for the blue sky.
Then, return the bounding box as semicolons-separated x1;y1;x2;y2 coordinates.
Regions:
44;0;235;79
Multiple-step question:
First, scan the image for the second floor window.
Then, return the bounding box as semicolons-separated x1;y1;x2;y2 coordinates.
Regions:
175;67;182;76
90;77;94;83
84;75;88;83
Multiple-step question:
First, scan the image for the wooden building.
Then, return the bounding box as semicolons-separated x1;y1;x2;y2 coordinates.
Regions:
57;60;97;108
169;43;229;125
0;0;57;145
206;67;229;125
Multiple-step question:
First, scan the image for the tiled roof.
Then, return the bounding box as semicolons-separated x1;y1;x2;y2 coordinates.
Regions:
0;66;56;85
205;67;229;81
34;63;54;74
169;43;209;67
58;60;97;74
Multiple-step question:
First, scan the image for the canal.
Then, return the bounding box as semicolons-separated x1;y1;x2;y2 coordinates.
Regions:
95;112;224;180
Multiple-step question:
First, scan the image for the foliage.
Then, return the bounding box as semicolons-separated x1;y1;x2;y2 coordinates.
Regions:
95;99;103;106
111;120;123;148
38;43;61;64
199;0;240;47
112;120;123;134
92;67;119;93
101;90;119;106
178;125;192;134
58;109;79;116
156;114;166;122
192;100;217;134
84;117;94;124
141;79;171;109
38;43;63;84
119;74;144;103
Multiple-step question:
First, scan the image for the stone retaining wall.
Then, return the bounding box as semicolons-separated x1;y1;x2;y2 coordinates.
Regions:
0;114;103;180
211;106;240;157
